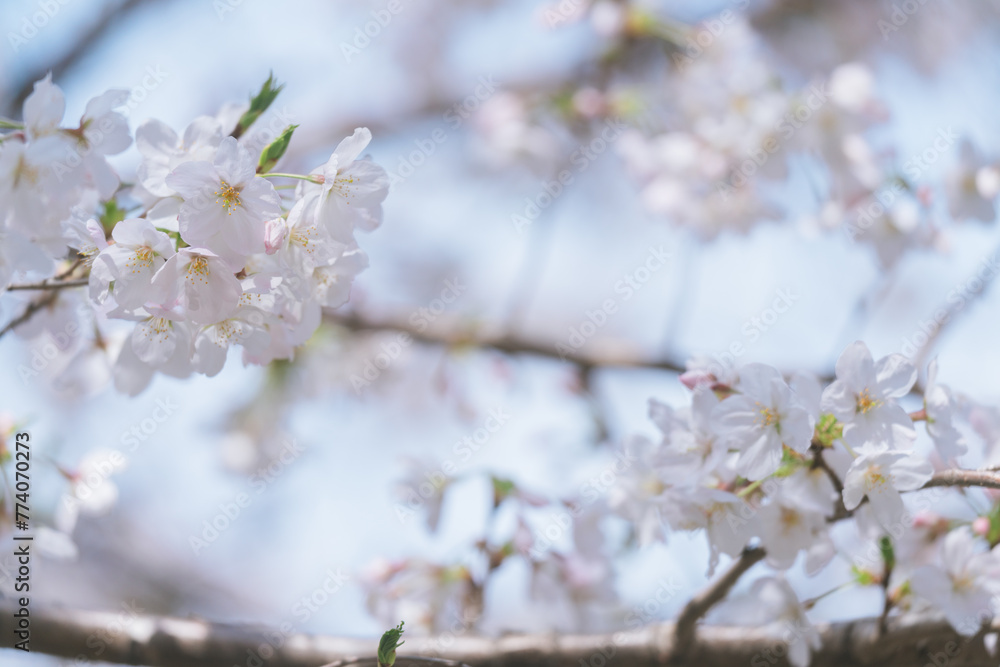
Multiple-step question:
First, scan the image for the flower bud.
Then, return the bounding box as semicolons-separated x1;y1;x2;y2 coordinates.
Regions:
264;218;287;255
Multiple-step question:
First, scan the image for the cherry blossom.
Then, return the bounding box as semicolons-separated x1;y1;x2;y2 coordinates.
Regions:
821;341;917;449
841;444;934;528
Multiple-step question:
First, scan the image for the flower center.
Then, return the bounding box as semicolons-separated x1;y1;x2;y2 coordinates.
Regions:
128;246;155;272
864;464;890;492
186;256;210;285
754;402;779;429
779;507;801;530
215;180;242;214
856;388;882;414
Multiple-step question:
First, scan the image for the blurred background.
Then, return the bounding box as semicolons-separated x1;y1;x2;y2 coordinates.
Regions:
2;0;1000;664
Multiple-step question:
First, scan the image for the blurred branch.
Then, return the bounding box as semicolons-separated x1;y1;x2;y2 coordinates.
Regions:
325;310;688;375
911;240;1000;376
5;0;157;116
2;599;998;667
923;469;1000;491
7;278;88;291
0;291;57;339
669;546;766;663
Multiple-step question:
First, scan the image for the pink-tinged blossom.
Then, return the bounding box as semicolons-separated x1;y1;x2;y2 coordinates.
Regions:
296;128;389;243
821;341;917;449
841;444;933;528
712;363;815;480
149;248;242;325
166;136;281;266
923;359;967;462
911;528;1000;636
89;218;175;311
136;116;223;197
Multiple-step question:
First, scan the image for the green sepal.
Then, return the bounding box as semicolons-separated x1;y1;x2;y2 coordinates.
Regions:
257;124;299;173
234;72;284;138
377;621;405;667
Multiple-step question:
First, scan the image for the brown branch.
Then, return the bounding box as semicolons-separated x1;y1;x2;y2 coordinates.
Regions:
7;277;89;291
911;241;1000;375
5;0;158;116
325;311;689;375
2;599;998;667
0;291;57;338
923;469;1000;491
669;546;766;663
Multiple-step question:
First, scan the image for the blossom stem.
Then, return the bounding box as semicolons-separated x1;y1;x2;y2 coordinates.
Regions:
0;118;23;129
802;581;852;610
7;278;89;291
736;478;765;498
260;172;322;184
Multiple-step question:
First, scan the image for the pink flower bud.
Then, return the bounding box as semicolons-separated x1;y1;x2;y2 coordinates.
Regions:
680;369;716;391
911;510;940;529
972;516;991;537
264;218;287;255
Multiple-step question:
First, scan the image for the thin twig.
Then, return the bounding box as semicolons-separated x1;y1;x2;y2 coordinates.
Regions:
7;277;89;291
325;311;690;375
669;546;766;662
5;0;156;115
0;291;58;338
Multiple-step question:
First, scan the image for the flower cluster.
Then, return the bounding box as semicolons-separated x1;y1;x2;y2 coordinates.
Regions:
481;7;1000;267
0;74;387;395
371;342;1000;666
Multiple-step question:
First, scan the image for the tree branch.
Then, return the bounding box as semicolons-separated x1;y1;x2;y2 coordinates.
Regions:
669;546;766;662
1;599;998;667
0;291;57;338
325;311;689;375
6;277;89;291
5;0;157;116
923;469;1000;491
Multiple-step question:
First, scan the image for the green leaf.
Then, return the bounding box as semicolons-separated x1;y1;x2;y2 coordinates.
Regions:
377;621;405;667
257;124;299;173
813;413;843;448
878;535;895;573
850;564;876;586
491;476;516;508
99;200;126;234
233;72;284;138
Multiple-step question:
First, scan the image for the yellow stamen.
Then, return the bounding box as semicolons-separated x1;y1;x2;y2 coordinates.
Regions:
214;180;242;214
